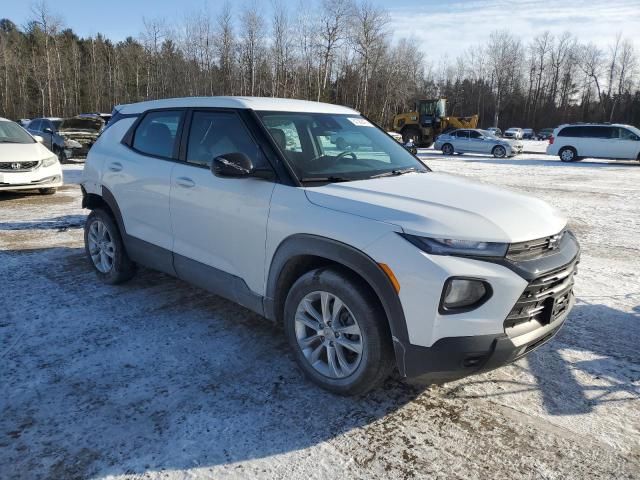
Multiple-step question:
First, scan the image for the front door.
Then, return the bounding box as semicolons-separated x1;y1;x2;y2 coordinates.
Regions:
170;110;275;295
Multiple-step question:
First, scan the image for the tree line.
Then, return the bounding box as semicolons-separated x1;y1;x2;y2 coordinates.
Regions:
0;0;638;130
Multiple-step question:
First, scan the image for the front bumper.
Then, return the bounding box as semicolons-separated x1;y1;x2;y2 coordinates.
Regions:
402;292;573;381
0;164;63;191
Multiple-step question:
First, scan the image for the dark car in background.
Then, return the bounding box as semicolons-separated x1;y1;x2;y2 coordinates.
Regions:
27;117;66;161
57;115;105;159
522;128;537;139
537;128;554;140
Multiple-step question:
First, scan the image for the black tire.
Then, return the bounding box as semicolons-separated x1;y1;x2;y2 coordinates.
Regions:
441;143;454;155
492;145;507;158
283;267;394;396
559;146;579;162
84;208;136;284
38;187;57;195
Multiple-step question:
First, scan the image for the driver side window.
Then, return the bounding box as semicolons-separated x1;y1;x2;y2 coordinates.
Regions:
186;111;262;168
469;130;482;139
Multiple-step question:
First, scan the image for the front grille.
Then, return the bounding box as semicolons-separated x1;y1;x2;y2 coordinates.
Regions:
507;231;565;261
505;258;578;332
0;161;40;171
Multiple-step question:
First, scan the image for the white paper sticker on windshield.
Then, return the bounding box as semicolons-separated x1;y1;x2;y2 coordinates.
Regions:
347;117;374;127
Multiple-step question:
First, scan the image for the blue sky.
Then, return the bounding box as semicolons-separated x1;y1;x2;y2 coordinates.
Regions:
3;0;639;59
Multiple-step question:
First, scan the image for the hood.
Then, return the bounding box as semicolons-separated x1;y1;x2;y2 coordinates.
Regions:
0;142;53;162
304;172;566;243
59;116;103;134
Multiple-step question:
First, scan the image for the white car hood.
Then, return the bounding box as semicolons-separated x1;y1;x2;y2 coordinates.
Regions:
305;172;566;243
0;142;52;162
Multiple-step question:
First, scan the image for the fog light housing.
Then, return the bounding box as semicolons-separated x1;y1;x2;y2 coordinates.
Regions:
439;278;492;314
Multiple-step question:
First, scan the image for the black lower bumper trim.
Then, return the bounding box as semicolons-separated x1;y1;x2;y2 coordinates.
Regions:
402;319;565;382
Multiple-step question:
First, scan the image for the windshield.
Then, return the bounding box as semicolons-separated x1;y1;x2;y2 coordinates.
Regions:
258;112;428;183
0;121;35;144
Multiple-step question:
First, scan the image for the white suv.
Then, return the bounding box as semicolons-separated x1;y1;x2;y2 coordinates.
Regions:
547;123;640;162
81;97;580;395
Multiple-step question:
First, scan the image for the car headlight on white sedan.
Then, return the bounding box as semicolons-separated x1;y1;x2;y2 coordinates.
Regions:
42;155;59;167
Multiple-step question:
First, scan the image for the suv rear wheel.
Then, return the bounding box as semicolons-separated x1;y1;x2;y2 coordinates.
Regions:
84;208;136;284
284;267;393;395
559;146;579;162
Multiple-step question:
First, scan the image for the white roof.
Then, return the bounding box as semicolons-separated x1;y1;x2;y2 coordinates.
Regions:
0;117;11;122
116;96;359;115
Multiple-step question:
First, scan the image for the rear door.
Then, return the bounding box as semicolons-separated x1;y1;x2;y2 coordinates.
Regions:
169;109;276;295
102;109;183;261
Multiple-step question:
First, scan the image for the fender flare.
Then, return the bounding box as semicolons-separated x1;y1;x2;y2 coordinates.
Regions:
264;234;411;375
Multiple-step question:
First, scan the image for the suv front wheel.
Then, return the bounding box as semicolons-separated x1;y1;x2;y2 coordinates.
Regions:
84;209;136;284
284;267;394;395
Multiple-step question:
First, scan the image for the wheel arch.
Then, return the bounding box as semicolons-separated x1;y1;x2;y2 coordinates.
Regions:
264;234;410;375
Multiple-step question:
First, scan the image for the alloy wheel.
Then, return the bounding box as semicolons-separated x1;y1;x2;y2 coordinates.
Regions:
87;219;116;273
294;291;363;379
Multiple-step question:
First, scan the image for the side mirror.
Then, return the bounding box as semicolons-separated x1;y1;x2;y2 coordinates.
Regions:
33;135;44;143
43;127;53;134
212;152;254;177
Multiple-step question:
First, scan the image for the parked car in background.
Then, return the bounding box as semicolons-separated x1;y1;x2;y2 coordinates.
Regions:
547;123;640;162
522;128;536;140
537;128;554;140
27;117;66;161
388;131;418;155
81;96;577;395
57;115;105;158
435;128;523;158
17;119;31;127
0;117;62;194
486;127;502;137
504;127;524;139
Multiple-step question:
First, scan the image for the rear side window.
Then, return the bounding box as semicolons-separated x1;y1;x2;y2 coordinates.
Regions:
132;110;183;159
558;126;584;138
186;111;262;167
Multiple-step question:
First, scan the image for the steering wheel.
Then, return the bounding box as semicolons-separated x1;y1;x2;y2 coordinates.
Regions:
335;151;357;160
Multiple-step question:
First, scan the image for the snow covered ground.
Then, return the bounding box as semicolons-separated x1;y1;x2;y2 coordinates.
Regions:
1;147;639;479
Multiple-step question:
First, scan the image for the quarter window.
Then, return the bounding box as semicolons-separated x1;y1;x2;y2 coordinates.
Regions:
558;126;584;137
186;111;262;167
132;110;183;158
618;128;639;141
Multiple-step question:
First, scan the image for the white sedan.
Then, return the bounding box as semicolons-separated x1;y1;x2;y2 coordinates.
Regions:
434;129;523;158
0;117;63;194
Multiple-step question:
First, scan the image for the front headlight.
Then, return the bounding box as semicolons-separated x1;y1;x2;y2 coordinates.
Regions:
42;155;58;167
401;234;508;257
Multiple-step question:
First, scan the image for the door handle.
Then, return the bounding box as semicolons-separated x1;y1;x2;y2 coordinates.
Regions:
176;177;195;188
108;162;123;172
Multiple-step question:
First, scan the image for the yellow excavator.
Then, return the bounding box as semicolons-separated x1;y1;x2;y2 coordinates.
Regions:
392;98;479;147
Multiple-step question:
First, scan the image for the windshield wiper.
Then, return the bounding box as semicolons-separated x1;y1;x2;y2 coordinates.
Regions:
300;176;352;183
369;167;422;179
0;140;24;144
